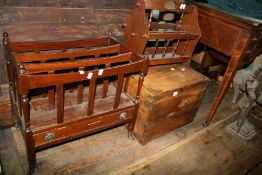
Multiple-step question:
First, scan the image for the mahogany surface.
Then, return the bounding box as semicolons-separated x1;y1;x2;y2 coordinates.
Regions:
3;33;149;173
195;3;262;125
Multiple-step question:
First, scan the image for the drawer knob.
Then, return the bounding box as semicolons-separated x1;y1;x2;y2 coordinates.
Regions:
45;133;55;142
119;112;127;120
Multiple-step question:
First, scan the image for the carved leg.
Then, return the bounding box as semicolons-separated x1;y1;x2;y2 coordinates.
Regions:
21;95;36;173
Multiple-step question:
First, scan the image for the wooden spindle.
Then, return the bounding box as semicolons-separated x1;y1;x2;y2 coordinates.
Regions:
21;95;31;129
130;72;145;132
114;74;124;109
181;39;189;55
148;10;154;28
178;13;184;28
15;84;23;122
172;40;180;56
13;74;18;103
88;78;96;116
152;39;159;58
162;40;170;57
56;84;64;124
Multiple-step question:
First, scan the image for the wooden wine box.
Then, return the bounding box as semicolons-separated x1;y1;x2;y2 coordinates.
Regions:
126;64;209;144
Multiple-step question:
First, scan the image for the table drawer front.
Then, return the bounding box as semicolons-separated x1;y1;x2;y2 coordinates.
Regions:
33;108;135;150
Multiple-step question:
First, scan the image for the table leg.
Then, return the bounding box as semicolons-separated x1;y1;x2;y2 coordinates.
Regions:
205;33;250;126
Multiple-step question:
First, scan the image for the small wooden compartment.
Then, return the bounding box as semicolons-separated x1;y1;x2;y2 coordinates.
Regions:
126;64;209;144
3;33;149;173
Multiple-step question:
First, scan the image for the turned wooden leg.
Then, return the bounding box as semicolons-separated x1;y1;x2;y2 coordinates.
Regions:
21;95;36;173
24;129;36;174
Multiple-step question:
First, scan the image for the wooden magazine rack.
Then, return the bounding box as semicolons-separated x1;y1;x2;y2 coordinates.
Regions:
124;0;201;66
3;32;149;173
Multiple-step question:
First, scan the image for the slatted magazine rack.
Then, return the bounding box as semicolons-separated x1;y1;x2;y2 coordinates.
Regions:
124;0;201;66
3;32;149;173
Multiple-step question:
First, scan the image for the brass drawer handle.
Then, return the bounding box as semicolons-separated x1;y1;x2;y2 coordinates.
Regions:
119;112;127;120
45;133;55;142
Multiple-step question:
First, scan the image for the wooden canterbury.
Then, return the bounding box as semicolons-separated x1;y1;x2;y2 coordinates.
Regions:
3;32;149;173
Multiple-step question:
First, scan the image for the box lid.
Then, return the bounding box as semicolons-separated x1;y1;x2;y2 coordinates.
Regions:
143;64;209;96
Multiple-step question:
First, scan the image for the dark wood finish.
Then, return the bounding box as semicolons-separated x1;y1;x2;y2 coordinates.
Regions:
124;0;201;66
194;3;262;125
56;84;64;124
126;64;209;144
3;33;149;173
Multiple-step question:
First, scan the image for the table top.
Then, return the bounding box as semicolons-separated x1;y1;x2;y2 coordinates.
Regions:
195;3;262;28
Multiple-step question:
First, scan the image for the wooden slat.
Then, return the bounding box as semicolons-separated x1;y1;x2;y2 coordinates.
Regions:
103;63;111;98
48;70;55;110
149;32;199;40
77;67;84;104
149;56;190;65
146;47;174;55
69;57;76;93
150;22;177;31
23;52;132;74
20;60;145;90
48;87;55;111
56;84;64;124
114;74;124;109
88;78;96;116
77;83;84;104
9;37;119;52
40;60;48;98
14;44;121;63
